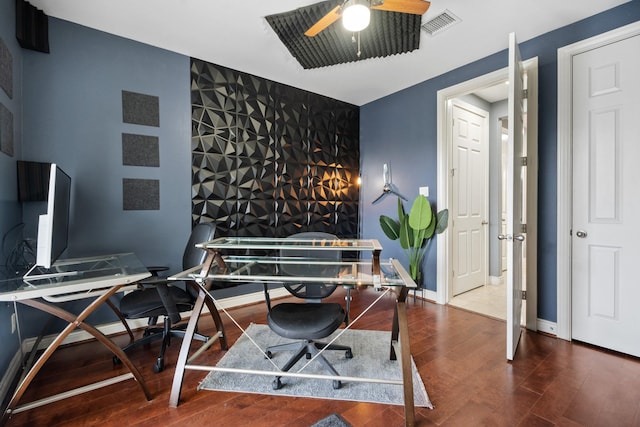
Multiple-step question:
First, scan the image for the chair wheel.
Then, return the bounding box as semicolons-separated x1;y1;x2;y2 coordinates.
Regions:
332;380;342;389
345;349;353;359
272;377;283;390
153;358;164;373
265;351;273;359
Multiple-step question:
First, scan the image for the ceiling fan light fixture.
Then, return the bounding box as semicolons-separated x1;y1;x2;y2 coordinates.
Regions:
342;2;370;32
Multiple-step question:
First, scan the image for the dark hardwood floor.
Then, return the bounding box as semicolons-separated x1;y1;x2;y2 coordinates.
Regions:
5;288;640;427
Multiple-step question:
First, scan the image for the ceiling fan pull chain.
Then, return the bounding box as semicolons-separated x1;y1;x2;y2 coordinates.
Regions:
357;32;362;57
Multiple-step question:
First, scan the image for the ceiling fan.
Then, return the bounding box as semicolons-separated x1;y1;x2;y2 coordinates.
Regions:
305;0;431;37
372;163;407;204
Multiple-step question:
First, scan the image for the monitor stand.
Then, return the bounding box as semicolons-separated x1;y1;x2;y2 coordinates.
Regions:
22;254;123;283
22;263;80;281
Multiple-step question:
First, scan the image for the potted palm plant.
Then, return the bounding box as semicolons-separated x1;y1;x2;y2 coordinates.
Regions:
379;195;448;286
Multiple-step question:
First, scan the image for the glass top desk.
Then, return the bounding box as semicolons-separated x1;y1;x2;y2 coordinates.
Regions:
0;253;152;423
168;237;418;427
194;236;384;281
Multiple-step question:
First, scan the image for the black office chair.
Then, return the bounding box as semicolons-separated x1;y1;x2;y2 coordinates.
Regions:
118;222;223;373
264;232;353;390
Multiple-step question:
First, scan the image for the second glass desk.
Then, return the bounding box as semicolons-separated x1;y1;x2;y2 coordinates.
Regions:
167;237;417;426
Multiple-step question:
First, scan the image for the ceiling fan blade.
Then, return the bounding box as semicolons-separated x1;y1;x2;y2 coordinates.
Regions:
371;0;430;15
304;5;342;37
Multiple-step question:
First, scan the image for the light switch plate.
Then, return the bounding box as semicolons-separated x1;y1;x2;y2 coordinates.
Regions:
419;186;429;197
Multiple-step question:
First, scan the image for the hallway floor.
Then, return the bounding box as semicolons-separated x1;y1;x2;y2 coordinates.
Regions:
449;282;507;320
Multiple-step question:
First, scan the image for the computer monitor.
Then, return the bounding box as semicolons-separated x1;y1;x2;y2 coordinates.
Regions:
35;163;72;269
17;160;51;202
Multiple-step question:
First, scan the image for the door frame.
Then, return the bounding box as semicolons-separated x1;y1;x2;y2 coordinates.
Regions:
437;68;506;305
556;20;640;341
450;98;489;297
436;58;538;329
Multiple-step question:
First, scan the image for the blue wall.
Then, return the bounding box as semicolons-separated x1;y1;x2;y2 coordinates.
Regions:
0;7;192;379
360;2;640;322
0;0;24;383
16;18;191;339
21;19;192;274
0;0;23;276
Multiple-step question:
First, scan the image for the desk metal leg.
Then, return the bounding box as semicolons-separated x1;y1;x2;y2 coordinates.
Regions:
389;287;415;427
397;300;415;427
169;287;207;407
2;287;151;423
187;281;227;351
170;250;226;408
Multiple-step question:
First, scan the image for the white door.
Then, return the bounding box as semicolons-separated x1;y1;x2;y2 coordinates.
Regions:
505;33;526;360
571;34;640;357
451;100;488;296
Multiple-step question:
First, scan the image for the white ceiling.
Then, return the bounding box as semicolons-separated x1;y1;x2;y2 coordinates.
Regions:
29;0;631;106
474;82;509;103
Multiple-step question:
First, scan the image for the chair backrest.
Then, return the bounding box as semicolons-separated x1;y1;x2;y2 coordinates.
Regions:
183;222;216;270
280;232;341;300
182;222;216;300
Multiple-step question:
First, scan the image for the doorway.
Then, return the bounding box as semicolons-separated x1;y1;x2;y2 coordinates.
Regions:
449;98;489;298
435;57;539;330
447;92;505;320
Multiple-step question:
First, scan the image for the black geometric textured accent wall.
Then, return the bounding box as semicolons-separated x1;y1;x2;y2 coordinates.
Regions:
191;59;360;238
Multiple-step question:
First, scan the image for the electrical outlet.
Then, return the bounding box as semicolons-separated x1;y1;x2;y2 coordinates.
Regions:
11;313;16;334
419;186;429;197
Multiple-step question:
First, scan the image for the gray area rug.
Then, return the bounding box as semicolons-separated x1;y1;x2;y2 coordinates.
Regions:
199;323;433;408
310;413;352;427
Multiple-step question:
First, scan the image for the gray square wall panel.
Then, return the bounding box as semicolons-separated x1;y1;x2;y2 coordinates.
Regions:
0;37;12;99
122;90;159;127
0;103;14;157
123;178;159;210
122;133;159;167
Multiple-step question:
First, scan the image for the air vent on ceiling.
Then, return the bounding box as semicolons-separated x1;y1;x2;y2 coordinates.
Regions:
421;10;461;36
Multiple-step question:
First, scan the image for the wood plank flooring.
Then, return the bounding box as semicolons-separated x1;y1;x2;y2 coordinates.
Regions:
4;288;640;426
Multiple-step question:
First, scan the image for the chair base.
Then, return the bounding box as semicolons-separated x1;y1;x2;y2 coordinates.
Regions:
116;317;209;373
266;339;352;389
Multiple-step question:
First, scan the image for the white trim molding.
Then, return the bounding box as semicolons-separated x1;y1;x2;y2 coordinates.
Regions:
556;20;640;342
536;319;558;336
488;275;503;286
